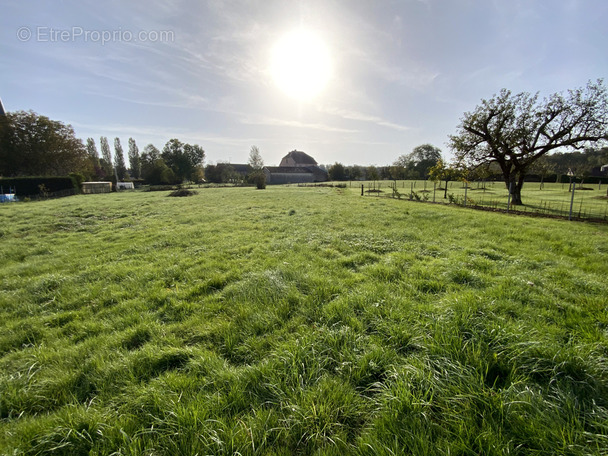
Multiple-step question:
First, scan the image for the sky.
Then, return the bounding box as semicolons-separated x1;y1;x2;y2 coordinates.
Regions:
1;0;607;166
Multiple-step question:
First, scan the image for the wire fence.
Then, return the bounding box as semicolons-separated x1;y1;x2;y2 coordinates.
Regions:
359;180;608;222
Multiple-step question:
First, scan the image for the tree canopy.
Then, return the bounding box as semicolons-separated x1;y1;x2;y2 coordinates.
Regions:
161;139;205;182
114;137;128;180
248;145;264;170
128;138;141;179
328;162;347;181
141;144;174;185
99;136;113;179
86;137;104;180
0;110;90;177
204;163;236;184
449;80;608;204
428;159;462;199
247;146;266;189
393;144;442;179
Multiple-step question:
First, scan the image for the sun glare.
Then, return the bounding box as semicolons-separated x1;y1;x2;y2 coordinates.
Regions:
270;30;332;101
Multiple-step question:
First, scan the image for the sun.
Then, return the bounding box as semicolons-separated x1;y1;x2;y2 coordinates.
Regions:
270;30;332;101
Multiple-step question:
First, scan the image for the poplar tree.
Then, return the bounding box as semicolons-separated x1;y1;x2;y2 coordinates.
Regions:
114;137;128;180
86;137;102;179
99;136;113;179
128;137;141;179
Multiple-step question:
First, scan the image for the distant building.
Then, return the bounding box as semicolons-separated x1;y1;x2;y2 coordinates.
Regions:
279;150;319;167
264;166;316;184
264;150;328;184
116;182;134;190
82;182;112;194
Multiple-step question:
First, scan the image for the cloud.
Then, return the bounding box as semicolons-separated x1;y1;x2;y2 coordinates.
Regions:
70;121;178;140
241;115;358;133
320;106;411;132
84;87;208;110
373;63;440;90
70;120;260;151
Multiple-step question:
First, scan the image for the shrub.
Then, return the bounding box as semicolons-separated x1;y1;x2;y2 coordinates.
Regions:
251;171;266;189
68;173;85;192
168;189;197;197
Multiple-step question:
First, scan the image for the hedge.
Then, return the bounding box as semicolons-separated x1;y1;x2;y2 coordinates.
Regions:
0;176;81;197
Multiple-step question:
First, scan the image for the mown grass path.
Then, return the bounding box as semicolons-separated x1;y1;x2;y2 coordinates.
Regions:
1;187;607;455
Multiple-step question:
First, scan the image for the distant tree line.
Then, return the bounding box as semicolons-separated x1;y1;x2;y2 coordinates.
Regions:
204;163;246;184
0;110;205;186
87;137;205;185
0;110;262;188
536;148;608;183
203;146;266;188
326;144;443;182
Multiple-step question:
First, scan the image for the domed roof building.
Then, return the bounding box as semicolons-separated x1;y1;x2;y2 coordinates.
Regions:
279;150;318;167
264;150;328;184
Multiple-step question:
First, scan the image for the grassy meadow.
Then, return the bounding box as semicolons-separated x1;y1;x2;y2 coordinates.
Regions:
1;186;608;455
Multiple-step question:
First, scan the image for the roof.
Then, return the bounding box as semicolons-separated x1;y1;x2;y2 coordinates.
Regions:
229;164;253;174
265;166;315;174
281;150;318;165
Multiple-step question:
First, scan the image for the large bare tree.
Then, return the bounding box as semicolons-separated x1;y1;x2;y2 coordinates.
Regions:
449;80;608;205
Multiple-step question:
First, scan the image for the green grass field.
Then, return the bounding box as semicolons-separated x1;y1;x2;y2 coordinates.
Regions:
1;186;608;455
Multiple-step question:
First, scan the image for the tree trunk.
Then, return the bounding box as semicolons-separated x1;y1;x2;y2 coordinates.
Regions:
509;177;525;205
444;179;449;198
510;186;523;205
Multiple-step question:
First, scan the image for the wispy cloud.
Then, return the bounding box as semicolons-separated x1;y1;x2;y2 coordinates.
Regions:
241;115;358;133
69;121;179;140
373;63;440;90
319;106;411;132
70;120;260;150
84;87;208;110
